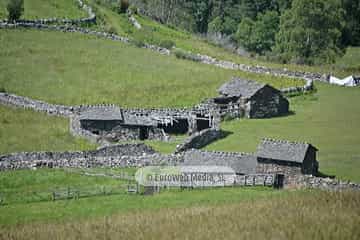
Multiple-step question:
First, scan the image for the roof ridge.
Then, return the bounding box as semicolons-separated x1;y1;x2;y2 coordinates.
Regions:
262;137;309;145
186;148;255;156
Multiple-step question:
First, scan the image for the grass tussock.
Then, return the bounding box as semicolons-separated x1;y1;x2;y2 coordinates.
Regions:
0;190;359;240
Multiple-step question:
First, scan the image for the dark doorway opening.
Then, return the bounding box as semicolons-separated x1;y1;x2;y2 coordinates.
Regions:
274;174;285;189
196;117;210;131
139;126;149;140
159;119;189;134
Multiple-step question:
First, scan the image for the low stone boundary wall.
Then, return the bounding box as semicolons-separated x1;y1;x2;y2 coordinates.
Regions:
288;175;360;191
0;0;95;25
175;129;223;153
0;92;74;116
0;144;171;171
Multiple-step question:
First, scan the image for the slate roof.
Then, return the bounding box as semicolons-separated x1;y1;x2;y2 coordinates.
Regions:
122;113;158;127
218;77;267;98
181;149;257;174
79;106;123;121
256;138;317;163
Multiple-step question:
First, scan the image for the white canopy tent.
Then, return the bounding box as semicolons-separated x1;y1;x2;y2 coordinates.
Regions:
329;75;359;87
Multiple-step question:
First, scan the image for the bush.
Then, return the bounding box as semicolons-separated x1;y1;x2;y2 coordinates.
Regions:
132;38;145;48
159;40;175;50
118;0;129;14
129;5;138;15
106;26;117;35
0;86;6;93
173;49;201;62
7;0;24;22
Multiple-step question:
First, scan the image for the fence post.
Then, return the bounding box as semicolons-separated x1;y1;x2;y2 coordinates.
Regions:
52;191;56;201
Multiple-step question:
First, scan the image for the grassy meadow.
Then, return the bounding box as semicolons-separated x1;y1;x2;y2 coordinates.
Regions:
0;105;94;154
0;0;87;20
0;178;280;225
0;29;302;107
0;190;359;239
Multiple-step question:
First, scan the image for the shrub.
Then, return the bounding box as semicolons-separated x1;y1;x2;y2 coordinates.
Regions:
129;5;138;15
118;0;129;14
0;86;6;93
106;26;117;35
132;38;145;48
7;0;24;22
173;49;201;62
159;40;175;50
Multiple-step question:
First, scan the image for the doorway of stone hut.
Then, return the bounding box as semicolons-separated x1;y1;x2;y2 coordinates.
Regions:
139;126;149;140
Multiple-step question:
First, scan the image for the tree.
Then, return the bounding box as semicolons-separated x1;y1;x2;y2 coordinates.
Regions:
235;11;279;54
275;0;345;64
185;0;214;33
341;0;360;46
7;0;24;22
118;0;129;14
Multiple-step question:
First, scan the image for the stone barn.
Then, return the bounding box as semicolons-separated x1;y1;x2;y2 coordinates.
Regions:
215;77;289;118
256;138;318;176
78;106;168;141
78;106;124;134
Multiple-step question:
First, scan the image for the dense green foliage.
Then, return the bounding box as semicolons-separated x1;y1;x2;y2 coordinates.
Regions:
275;0;345;64
235;11;279;54
6;0;23;21
129;0;359;65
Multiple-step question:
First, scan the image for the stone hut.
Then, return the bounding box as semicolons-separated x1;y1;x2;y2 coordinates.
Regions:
78;106;167;141
79;106;124;134
256;138;318;176
215;77;289;118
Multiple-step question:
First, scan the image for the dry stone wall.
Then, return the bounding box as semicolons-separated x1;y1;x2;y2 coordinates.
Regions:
175;129;224;153
0;144;177;171
0;92;75;116
287;175;360;191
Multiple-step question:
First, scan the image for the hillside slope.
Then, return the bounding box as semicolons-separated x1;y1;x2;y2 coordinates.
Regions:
0;0;87;19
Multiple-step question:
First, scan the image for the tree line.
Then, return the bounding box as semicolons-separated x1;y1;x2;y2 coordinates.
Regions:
131;0;360;65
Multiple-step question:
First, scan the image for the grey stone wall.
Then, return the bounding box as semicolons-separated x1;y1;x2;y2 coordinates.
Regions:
287;175;360;191
249;87;289;118
256;162;302;185
175;129;224;153
0;144;168;171
0;92;75;116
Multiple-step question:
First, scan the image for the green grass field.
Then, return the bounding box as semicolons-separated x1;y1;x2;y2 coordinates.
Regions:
0;190;359;239
0;105;94;154
0;29;302;107
0;0;87;20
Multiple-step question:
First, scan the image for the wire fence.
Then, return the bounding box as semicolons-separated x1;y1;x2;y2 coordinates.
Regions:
0;183;140;206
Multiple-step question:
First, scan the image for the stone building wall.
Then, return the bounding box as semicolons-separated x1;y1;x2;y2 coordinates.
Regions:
256;162;302;185
175;129;224;153
249;87;289;118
